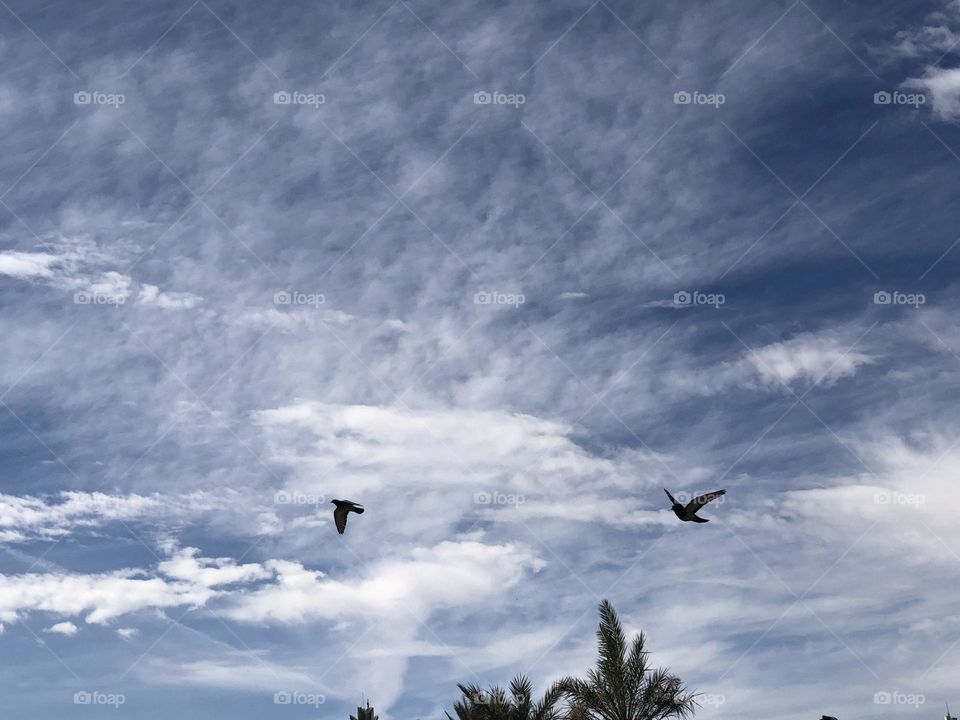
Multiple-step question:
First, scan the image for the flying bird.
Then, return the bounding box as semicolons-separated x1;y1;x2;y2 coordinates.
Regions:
664;488;726;523
331;499;364;534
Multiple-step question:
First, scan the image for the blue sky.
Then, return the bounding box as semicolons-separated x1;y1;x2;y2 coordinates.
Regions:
1;0;960;718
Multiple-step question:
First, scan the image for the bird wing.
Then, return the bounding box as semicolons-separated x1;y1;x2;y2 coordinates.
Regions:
663;488;679;505
334;505;349;534
685;489;726;513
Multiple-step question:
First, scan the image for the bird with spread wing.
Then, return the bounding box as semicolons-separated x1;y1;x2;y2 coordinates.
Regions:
331;499;364;534
663;488;725;523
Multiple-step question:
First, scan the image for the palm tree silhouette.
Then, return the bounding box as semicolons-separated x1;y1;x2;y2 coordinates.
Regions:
555;600;697;720
447;675;562;720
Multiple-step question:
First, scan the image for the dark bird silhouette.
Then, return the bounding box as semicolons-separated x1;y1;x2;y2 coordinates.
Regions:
331;499;364;534
664;488;725;523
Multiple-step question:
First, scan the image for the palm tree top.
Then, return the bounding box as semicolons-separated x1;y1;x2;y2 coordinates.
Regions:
447;674;563;720
556;599;697;720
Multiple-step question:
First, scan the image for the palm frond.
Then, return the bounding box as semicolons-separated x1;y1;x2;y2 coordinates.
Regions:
555;601;699;720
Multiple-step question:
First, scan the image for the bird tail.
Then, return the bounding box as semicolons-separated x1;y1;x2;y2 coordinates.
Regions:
691;515;709;523
354;507;365;514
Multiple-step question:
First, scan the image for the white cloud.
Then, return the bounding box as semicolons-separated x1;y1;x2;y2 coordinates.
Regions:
226;540;543;624
255;402;625;497
0;540;544;655
883;0;960;58
44;621;78;636
0;251;60;279
84;271;132;301
143;657;325;693
0;491;162;542
158;547;271;587
138;283;203;310
746;333;872;387
905;66;960;121
0;547;268;625
222;539;543;710
888;1;960;120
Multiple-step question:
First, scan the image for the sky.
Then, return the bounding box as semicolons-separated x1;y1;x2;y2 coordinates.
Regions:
1;0;960;718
